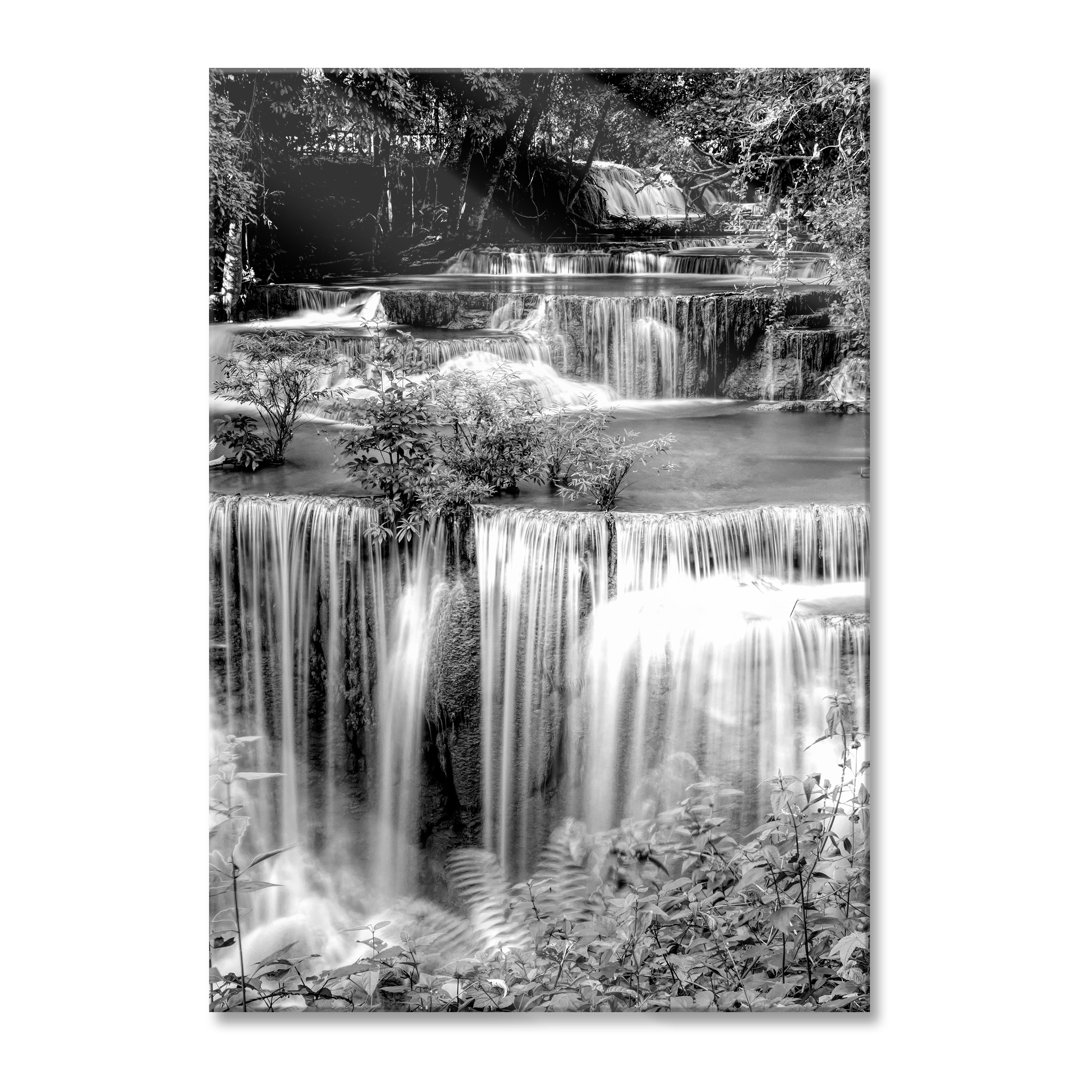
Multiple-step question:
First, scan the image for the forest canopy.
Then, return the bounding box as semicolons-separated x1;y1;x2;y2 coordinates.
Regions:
209;67;868;343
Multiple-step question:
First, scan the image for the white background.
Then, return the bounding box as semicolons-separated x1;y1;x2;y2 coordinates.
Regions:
3;4;1074;1074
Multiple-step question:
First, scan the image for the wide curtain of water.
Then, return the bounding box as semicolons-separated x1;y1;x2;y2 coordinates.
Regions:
210;494;869;947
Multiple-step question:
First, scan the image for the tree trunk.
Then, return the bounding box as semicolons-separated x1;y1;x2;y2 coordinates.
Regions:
383;163;393;232
220;219;244;322
455;130;476;233
516;73;554;179
565;100;612;211
470;101;528;237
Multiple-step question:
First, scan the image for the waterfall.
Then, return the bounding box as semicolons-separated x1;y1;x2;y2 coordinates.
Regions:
588;161;690;219
296;288;365;311
473;505;868;874
416;334;552;369
209;494;449;930
437;353;617;409
475;508;611;881
372;521;448;897
544;294;767;398
212;497;868;923
664;249;830;278
445;248;668;275
442;245;830;279
378;288;831;399
613;505;869;589
572;600;867;832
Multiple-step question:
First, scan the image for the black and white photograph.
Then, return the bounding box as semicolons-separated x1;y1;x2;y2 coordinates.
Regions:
207;66;870;1013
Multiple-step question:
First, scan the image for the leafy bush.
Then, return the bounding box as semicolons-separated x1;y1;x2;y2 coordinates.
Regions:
213;414;270;471
210;701;868;1012
429;365;547;493
331;360;446;541
537;404;614;487
212;330;345;465
560;429;676;510
330;347;681;528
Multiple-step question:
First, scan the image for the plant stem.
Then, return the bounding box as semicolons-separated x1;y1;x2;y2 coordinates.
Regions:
232;860;247;1012
787;801;814;997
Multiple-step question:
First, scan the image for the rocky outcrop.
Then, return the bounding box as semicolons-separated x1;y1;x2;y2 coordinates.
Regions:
724;327;850;400
380;291;539;330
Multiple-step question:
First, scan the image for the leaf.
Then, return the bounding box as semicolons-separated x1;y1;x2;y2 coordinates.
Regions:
209;817;247;856
354;969;381;998
234;771;285;782
768;906;800;934
253;942;301;968
735;865;767;892
830;931;868;965
243;845;294;872
327;961;373;979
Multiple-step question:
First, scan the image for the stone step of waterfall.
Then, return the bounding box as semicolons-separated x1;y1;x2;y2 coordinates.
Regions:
240;284;381;322
439;239;830;277
217;284;845;401
442;245;829;278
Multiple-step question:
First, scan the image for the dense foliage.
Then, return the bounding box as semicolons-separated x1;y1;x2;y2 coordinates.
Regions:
329;350;676;534
210;698;868;1013
330;357;493;541
212;330;345;468
209;69;868;274
560;429;675;511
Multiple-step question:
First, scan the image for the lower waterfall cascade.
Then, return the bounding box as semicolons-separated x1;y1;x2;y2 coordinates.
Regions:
210;495;869;930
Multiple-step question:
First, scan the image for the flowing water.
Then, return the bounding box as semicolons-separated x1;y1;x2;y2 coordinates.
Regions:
211;498;868;915
444;243;829;279
210;171;867;953
588;161;691;219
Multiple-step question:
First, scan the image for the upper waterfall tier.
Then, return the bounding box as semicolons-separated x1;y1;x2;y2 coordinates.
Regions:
443;243;829;279
587;162;690;219
377;289;833;399
229;284;838;403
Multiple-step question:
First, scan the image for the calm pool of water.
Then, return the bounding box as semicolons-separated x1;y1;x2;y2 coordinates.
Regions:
315;274;830;298
210;400;868;513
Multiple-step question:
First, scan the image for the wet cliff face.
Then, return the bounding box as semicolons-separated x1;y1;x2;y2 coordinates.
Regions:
724;328;848;401
379;291;538;331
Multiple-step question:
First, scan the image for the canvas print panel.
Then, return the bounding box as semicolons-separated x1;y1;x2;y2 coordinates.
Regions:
208;67;870;1012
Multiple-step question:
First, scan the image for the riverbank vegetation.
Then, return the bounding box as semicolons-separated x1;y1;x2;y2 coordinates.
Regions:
210;701;868;1013
212;331;676;528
